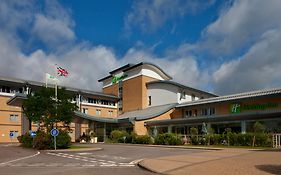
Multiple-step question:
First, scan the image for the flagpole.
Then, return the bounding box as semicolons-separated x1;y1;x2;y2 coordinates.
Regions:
45;73;48;88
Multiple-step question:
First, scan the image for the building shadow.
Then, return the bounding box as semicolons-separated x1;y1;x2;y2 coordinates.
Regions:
255;164;281;175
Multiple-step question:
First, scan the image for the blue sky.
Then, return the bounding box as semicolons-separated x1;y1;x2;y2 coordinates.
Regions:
1;0;281;95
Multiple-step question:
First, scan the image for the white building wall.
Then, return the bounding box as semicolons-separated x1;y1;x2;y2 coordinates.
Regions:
147;84;178;106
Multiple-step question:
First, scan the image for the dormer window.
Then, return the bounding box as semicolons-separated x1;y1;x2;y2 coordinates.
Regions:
180;91;186;100
191;94;195;101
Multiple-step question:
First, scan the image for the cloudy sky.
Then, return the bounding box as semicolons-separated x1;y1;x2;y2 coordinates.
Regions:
0;0;281;95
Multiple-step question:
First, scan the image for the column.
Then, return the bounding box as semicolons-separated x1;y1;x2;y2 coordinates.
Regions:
103;123;106;142
207;123;211;133
153;126;158;137
75;123;81;141
168;125;172;133
241;121;246;134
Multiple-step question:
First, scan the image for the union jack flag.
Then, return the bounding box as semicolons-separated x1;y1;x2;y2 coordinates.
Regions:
56;66;69;77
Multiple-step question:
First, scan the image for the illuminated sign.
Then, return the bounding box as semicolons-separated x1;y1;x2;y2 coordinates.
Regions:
112;74;128;84
230;103;278;114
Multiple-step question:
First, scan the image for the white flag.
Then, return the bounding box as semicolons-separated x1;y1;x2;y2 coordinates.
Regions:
46;73;58;81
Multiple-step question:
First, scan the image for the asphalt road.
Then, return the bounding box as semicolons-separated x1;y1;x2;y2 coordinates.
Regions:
0;143;205;175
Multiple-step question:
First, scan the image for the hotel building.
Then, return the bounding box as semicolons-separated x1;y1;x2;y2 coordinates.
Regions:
1;62;281;142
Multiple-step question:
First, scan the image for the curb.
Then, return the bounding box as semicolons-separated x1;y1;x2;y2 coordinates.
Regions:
102;143;222;151
45;147;103;152
137;160;163;175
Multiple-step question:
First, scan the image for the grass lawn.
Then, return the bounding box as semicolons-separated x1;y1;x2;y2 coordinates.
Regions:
184;144;271;150
68;145;91;149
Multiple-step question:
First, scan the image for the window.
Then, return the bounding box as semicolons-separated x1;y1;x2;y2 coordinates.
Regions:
194;109;197;116
88;98;94;103
201;108;208;116
148;96;151;106
108;110;113;117
209;107;215;115
82;108;88;114
10;114;18;122
191;94;195;101
96;109;101;116
180;91;186;100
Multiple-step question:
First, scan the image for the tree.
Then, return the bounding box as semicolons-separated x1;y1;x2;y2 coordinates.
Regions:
23;87;77;131
252;121;265;147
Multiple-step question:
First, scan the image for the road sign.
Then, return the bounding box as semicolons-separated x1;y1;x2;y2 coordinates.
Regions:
51;128;59;137
30;131;36;138
9;132;14;138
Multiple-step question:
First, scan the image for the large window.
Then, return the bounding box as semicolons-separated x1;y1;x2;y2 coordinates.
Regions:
96;109;101;116
82;108;88;114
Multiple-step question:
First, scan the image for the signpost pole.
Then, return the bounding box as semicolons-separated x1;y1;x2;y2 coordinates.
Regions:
54;135;57;151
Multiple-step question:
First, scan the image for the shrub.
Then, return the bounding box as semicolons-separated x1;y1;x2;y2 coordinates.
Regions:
21;133;33;148
33;131;51;150
110;130;129;143
133;135;152;144
17;135;23;143
154;133;182;145
54;130;71;149
80;132;90;142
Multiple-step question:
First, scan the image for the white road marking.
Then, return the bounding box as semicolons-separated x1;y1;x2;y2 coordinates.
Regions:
129;159;143;165
45;152;136;167
0;151;40;166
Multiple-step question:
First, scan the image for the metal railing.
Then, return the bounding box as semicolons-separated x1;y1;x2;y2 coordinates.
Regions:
273;134;281;148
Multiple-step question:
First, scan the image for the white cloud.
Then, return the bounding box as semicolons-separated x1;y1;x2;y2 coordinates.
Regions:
125;0;215;33
213;27;281;94
201;0;281;56
32;14;75;47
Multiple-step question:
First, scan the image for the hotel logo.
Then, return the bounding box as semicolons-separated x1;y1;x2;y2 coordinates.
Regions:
230;103;241;114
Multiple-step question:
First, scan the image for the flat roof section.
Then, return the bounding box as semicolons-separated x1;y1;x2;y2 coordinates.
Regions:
0;76;118;100
147;80;218;97
177;87;281;108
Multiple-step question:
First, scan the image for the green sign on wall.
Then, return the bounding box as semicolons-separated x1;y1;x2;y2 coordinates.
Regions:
112;74;128;84
230;103;278;114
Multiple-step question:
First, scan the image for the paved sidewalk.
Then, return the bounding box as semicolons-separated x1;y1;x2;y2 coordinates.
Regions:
139;149;281;175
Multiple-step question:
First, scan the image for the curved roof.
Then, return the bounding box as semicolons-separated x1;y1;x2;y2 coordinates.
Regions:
98;62;172;82
147;80;217;97
74;111;118;123
117;103;177;121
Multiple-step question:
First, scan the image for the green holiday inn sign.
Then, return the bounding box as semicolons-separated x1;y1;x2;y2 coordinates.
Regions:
112;74;128;84
230;102;278;114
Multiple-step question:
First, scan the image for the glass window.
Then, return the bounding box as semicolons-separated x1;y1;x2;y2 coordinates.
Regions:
191;95;195;101
96;109;101;116
148;96;151;106
82;108;88;114
108;111;113;117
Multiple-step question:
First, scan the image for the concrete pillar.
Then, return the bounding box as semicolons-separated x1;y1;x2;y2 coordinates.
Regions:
153;126;158;137
207;123;211;133
103;123;106;142
241;121;246;134
168;125;172;133
75;123;81;141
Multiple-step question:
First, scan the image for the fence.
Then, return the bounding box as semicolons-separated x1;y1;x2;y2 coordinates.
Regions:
273;134;281;148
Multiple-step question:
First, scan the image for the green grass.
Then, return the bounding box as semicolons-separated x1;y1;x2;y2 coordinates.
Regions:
68;145;91;149
184;144;271;150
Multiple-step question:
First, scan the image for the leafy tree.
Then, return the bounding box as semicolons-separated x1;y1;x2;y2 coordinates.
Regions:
23;87;77;131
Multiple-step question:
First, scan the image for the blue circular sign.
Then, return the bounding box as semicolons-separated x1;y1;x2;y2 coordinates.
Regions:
9;132;14;137
30;131;36;138
50;128;59;137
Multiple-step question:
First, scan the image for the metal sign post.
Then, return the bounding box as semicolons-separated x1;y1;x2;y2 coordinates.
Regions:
51;128;59;150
